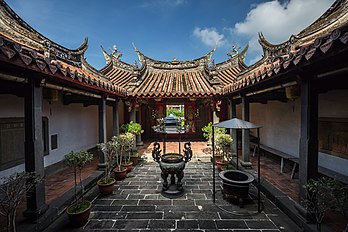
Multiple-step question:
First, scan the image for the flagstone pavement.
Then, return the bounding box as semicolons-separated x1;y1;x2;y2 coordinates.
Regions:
44;154;300;232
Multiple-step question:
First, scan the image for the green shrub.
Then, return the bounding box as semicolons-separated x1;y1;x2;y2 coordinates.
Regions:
167;108;184;117
121;121;144;135
215;134;233;161
303;177;348;232
202;122;226;141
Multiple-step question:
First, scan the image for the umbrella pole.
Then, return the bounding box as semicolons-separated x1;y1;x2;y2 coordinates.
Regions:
212;126;215;203
236;131;238;170
257;128;261;212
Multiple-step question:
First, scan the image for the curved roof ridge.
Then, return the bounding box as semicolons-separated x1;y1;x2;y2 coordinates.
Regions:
100;45;134;72
256;0;348;58
0;0;88;57
215;43;249;71
132;43;215;68
81;58;111;82
297;0;348;38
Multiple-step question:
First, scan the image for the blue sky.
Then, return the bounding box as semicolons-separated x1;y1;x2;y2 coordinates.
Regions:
6;0;334;70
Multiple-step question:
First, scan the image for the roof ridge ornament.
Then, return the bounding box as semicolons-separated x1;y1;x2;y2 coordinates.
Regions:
132;42;146;65
101;45;111;64
227;44;240;58
111;45;122;60
239;43;249;61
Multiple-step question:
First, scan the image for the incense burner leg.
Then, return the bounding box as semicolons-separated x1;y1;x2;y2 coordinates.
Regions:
177;171;184;191
161;172;169;191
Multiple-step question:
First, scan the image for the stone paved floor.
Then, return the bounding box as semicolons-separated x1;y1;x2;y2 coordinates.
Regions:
45;156;300;232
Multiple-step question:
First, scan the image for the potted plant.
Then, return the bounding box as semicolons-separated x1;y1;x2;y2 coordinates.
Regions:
202;122;226;146
0;172;41;232
127;121;144;135
119;132;135;173
215;133;233;172
112;135;127;180
64;150;93;227
130;152;140;166
124;121;144;147
97;140;117;196
303;177;348;232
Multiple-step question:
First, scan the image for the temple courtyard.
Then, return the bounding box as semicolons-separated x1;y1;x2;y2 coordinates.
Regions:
42;147;300;232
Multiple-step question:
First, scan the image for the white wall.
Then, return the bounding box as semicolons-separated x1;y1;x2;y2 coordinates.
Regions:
247;89;348;176
250;100;300;157
0;93;99;177
42;98;98;167
0;93;125;178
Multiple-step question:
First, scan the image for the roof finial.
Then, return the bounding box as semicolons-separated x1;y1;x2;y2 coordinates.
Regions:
227;44;240;58
132;42;138;51
111;45;122;59
133;60;138;69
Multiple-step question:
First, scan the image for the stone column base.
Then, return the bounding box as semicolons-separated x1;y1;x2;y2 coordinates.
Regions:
240;161;252;168
98;162;107;170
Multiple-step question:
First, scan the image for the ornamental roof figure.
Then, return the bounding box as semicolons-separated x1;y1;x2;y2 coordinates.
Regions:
111;45;122;60
227;45;240;58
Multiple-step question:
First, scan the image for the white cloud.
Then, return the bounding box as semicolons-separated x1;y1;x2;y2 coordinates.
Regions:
193;27;226;48
232;0;335;61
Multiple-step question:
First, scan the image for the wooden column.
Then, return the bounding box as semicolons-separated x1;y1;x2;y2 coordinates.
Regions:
299;79;318;202
23;78;48;219
98;96;107;169
136;105;143;146
130;104;136;122
230;99;237;157
241;96;251;167
112;98;119;136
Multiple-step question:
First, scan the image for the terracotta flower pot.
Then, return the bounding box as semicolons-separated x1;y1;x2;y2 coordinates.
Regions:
130;155;139;166
122;162;133;173
97;178;116;196
113;167;127;181
66;200;92;227
216;160;229;172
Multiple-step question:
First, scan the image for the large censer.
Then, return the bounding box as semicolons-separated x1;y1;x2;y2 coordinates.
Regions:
152;114;192;198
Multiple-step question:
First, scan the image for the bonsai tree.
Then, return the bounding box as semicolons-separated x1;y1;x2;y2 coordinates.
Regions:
97;140;117;184
0;172;41;232
64;151;93;215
